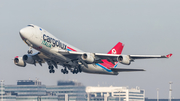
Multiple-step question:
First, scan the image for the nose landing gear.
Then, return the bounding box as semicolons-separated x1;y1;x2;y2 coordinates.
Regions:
28;50;33;54
27;47;33;54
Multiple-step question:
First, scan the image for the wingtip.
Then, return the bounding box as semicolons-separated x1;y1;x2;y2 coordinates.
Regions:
166;53;172;58
140;69;146;71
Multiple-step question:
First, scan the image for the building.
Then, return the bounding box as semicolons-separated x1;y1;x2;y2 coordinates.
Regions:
5;80;58;101
47;80;86;101
0;80;16;101
6;80;47;96
86;86;145;101
0;79;147;101
145;99;180;101
1;79;86;101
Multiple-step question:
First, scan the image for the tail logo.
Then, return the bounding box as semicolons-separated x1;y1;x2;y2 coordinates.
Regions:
112;49;117;54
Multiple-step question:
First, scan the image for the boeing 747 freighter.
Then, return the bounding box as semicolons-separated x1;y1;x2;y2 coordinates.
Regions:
14;24;172;75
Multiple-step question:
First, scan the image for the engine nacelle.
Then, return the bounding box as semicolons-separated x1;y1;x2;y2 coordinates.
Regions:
118;55;131;65
14;56;26;67
81;53;95;63
23;54;35;64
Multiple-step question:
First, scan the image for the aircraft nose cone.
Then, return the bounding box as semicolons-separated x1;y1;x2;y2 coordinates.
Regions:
19;27;32;39
19;28;26;38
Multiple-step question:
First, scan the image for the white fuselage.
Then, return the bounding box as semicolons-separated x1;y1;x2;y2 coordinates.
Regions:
20;25;118;75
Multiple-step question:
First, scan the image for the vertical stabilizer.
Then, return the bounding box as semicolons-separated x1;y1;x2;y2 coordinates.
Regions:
107;42;124;55
98;42;124;71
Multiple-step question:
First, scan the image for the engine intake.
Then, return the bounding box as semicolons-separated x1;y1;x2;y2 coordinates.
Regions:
118;55;131;65
81;53;95;63
23;54;35;64
14;56;26;67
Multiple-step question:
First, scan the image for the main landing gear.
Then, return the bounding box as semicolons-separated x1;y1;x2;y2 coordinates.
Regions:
49;66;55;73
72;65;82;74
61;68;68;74
61;65;82;74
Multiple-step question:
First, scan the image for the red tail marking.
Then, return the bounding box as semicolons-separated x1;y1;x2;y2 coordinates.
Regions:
108;42;124;55
99;42;124;69
166;53;172;58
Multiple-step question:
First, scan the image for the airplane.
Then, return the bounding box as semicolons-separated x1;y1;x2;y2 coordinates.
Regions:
13;24;172;75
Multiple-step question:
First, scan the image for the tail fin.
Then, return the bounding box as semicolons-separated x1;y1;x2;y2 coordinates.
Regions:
99;42;124;71
107;42;124;54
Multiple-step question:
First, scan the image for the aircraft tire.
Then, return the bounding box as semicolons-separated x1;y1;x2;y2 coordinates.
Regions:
73;69;78;74
78;66;82;73
28;50;33;54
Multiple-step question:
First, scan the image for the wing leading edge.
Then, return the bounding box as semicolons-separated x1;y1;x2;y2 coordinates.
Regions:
129;53;173;59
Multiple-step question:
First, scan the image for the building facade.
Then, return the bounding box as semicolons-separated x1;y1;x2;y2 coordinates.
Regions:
86;86;145;101
0;80;146;101
1;80;86;101
46;80;86;101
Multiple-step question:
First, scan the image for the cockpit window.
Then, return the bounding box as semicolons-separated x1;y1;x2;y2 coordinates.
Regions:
27;24;34;27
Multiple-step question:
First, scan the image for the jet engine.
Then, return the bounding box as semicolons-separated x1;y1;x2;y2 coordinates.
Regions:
81;53;95;63
118;55;131;65
23;54;35;64
14;56;26;67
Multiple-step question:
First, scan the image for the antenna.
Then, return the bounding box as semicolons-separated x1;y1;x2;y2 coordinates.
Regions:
157;88;159;101
169;81;173;101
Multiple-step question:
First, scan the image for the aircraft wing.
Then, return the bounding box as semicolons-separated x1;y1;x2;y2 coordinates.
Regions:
58;49;172;65
111;68;145;72
95;53;172;60
58;50;120;61
129;54;173;59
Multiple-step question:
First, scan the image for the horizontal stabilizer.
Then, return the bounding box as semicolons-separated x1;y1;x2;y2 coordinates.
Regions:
111;68;145;72
166;53;172;58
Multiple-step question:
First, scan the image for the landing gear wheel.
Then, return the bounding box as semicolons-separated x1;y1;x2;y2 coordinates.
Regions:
48;66;55;73
61;67;69;74
49;69;55;73
49;66;54;69
72;69;78;74
66;70;68;74
78;66;82;73
28;50;33;54
61;69;64;73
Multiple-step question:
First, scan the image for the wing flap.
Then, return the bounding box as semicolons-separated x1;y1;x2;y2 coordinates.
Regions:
111;68;145;72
